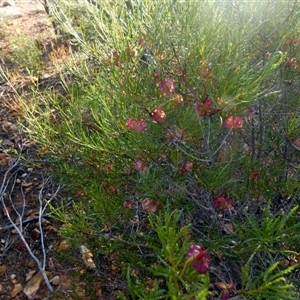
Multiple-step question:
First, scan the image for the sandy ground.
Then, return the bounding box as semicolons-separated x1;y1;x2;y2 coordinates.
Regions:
0;0;52;38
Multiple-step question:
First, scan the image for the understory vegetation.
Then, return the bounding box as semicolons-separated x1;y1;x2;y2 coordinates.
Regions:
3;0;300;299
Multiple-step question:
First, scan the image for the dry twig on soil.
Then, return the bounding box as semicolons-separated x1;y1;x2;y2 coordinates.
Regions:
0;151;61;293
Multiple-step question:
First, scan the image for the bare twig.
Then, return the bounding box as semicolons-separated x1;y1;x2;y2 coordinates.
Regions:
0;153;57;292
38;177;61;273
0;214;50;231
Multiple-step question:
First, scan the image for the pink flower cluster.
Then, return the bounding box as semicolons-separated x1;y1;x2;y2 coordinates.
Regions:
196;97;216;117
134;159;148;172
123;200;134;209
151;107;166;123
249;171;259;182
138;38;146;48
224;116;243;129
186;245;209;274
104;50;120;66
171;93;184;105
141;199;158;213
293;138;300;150
123;199;158;213
179;161;193;175
159;78;175;95
127;118;147;132
213;193;232;210
215;281;235;300
76;190;85;197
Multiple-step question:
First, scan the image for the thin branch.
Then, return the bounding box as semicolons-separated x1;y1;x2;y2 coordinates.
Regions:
38;177;61;271
0;154;54;292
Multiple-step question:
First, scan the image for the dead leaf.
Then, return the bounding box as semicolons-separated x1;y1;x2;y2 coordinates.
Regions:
36;182;46;189
47;258;55;270
27;211;39;219
50;275;60;285
0;264;7;276
15;241;27;252
0;154;7;160
96;289;103;297
41;218;51;227
2;206;11;217
26;270;37;282
79;245;96;270
28;259;36;269
58;240;70;251
11;283;23;298
21;182;33;188
57;274;72;292
31;229;40;240
0;157;8;167
45;225;57;234
224;223;234;234
11;228;21;234
24;186;34;194
23;271;51;300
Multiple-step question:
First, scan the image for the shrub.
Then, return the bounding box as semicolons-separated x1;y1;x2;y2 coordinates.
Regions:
23;0;300;298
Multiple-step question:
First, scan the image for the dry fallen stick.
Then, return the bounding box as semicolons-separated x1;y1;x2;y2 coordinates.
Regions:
0;200;72;231
0;152;60;293
0;214;52;231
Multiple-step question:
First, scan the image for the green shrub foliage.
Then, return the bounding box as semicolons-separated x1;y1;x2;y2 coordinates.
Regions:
23;0;300;298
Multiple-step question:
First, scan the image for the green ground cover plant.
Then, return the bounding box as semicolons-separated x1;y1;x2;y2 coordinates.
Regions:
18;0;300;298
7;35;44;78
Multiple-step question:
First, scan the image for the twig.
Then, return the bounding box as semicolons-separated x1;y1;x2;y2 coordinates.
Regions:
0;153;54;292
212;130;232;157
38;177;61;274
0;200;72;232
0;214;50;231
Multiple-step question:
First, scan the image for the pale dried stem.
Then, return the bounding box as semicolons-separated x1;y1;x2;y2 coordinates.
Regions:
0;153;56;292
38;177;61;273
